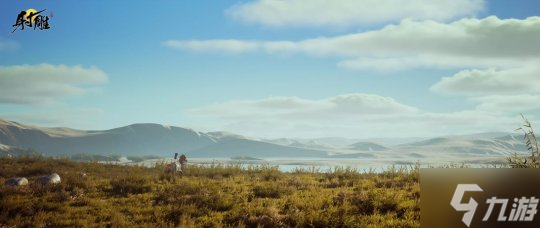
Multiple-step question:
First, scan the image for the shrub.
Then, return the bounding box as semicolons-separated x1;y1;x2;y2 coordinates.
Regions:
154;181;234;212
110;176;152;196
17;164;53;177
508;114;539;168
252;184;290;199
349;192;376;215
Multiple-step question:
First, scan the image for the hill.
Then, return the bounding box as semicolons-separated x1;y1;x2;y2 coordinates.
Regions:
0;119;327;158
347;142;388;151
0;119;527;161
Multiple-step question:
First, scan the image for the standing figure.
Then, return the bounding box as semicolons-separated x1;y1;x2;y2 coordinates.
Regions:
179;154;187;174
165;153;180;175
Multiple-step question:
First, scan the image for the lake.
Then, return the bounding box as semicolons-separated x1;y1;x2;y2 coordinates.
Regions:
126;157;505;173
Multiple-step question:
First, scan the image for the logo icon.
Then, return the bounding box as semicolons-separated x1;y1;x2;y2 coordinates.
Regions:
451;183;538;227
451;184;483;227
12;9;51;33
422;169;540;227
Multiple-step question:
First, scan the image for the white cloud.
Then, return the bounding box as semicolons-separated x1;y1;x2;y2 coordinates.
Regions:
0;39;19;51
337;56;526;72
189;94;418;119
430;65;540;119
169;15;540;137
472;95;540;113
163;40;260;54
166;16;540;70
431;66;540;96
227;0;485;27
163;39;300;55
0;64;108;104
185;93;534;138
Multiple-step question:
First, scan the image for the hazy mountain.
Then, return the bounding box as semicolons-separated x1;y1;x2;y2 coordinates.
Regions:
0;143;9;151
448;132;516;140
305;137;362;147
264;138;302;146
0;119;528;161
347;142;388;151
358;137;427;146
188;138;327;158
329;152;377;159
0;119;327;158
264;132;527;161
311;137;427;147
264;132;513;149
0;119;213;156
0;143;41;157
263;138;336;150
206;131;247;140
395;135;527;157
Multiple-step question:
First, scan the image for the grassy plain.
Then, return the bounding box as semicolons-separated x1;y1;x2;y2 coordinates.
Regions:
0;157;420;227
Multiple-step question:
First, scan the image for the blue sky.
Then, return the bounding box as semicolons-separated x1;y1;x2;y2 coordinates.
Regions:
1;0;539;138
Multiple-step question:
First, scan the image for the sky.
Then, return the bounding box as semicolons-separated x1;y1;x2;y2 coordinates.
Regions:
0;0;539;139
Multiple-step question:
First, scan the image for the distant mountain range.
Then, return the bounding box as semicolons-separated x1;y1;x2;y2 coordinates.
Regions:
0;119;326;158
0;119;529;161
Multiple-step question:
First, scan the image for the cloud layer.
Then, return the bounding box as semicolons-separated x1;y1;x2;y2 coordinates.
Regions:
187;93;525;138
0;39;19;51
0;64;108;104
431;67;540;96
165;16;540;71
227;0;485;27
166;13;540;138
167;16;540;111
472;94;540;113
190;94;418;118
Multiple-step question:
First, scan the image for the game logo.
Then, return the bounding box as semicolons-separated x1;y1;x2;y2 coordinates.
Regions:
422;169;540;227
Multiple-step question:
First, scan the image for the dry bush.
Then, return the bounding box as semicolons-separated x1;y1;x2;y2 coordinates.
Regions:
109;176;152;196
508;114;539;168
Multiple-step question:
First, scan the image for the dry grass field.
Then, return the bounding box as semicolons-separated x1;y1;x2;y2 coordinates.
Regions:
0;157;420;227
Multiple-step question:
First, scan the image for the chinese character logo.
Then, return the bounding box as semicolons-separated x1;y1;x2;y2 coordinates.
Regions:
12;9;51;33
451;184;538;227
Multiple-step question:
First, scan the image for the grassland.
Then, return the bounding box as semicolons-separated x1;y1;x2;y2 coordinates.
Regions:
0;156;420;227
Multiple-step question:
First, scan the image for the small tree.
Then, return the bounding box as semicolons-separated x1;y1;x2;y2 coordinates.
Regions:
508;114;539;168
